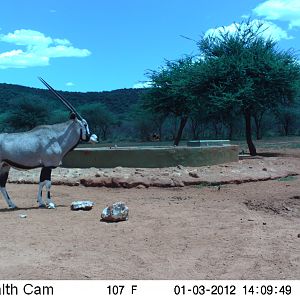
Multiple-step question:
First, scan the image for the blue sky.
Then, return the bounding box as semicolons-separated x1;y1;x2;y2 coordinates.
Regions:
0;0;299;92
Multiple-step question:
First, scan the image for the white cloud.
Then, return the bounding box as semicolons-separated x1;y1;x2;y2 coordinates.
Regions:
0;29;91;69
66;82;75;87
50;9;56;13
133;81;152;89
53;38;71;46
253;0;300;28
1;29;52;47
204;19;293;41
241;14;250;19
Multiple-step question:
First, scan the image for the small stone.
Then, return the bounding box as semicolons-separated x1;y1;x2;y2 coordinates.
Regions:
297;234;300;238
171;177;185;187
189;171;200;178
114;166;123;171
172;172;182;177
19;214;27;218
263;222;267;225
101;202;129;222
71;200;94;211
150;177;174;187
95;171;104;177
262;168;267;171
136;184;146;189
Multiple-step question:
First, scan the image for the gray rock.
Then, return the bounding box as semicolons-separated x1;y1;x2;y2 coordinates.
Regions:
95;171;105;177
189;171;200;178
71;200;94;211
101;202;129;222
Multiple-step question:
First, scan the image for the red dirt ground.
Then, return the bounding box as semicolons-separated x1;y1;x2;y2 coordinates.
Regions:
0;150;299;280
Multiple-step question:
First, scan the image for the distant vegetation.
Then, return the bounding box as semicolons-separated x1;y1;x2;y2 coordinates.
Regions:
1;20;300;156
0;83;146;141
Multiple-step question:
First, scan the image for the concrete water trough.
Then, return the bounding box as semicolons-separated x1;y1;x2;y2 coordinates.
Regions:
187;140;231;147
62;144;239;168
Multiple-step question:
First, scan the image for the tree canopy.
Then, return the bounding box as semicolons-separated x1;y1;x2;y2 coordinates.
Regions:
197;20;300;154
144;19;300;154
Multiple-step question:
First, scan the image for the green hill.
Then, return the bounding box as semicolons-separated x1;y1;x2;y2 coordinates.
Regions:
0;82;146;116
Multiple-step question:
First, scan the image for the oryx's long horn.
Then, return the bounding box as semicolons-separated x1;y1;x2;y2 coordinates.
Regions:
38;77;83;120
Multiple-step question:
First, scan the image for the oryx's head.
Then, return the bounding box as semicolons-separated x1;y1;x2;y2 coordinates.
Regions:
69;112;97;143
39;77;98;143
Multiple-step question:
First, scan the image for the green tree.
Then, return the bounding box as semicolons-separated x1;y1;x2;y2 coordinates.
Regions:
130;103;166;141
48;109;70;124
144;56;204;145
272;100;300;136
197;19;300;155
6;96;50;131
80;103;118;140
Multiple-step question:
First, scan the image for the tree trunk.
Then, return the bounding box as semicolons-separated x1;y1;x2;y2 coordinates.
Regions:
244;110;257;156
214;123;219;138
101;125;109;140
227;122;233;140
172;116;178;140
254;118;262;140
174;116;188;146
256;126;262;140
283;116;290;136
190;119;199;140
158;125;162;141
253;113;264;140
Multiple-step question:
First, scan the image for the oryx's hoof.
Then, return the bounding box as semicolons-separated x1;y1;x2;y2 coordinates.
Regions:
47;203;56;209
9;205;17;210
38;203;47;208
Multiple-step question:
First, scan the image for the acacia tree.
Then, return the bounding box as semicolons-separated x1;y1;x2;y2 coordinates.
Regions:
272;101;300;136
80;103;117;140
129;103;166;141
144;56;204;145
6;96;50;131
197;20;300;155
252;109;264;140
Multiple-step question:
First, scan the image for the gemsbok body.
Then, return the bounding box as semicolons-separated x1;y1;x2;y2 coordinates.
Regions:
0;78;98;209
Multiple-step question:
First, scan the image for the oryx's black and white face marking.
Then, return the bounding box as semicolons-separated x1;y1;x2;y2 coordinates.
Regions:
76;118;98;143
78;119;91;142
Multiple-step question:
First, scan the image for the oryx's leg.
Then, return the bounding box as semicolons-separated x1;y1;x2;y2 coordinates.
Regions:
0;164;17;209
38;167;56;209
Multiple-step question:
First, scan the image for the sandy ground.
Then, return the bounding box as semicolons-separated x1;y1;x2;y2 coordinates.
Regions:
0;152;299;279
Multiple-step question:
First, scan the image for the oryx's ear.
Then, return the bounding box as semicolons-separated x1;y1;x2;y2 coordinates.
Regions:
69;112;76;120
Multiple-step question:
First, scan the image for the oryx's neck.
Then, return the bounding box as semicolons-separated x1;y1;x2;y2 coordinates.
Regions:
57;120;81;156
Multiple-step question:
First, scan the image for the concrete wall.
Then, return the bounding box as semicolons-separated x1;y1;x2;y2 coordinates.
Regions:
62;145;239;168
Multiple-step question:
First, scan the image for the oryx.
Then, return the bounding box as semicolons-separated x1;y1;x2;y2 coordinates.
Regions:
0;77;98;209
